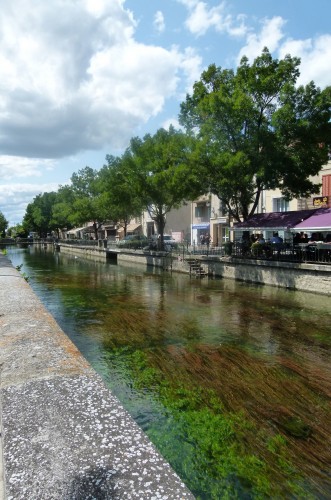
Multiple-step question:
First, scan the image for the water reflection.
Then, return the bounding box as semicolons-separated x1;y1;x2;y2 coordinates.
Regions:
7;245;331;498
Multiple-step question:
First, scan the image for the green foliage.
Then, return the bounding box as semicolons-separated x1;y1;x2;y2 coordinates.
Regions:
0;211;9;237
23;191;57;237
68;167;104;237
179;47;331;222
97;154;143;233
124;126;198;246
111;347;306;499
51;185;76;232
15;264;29;282
6;223;27;238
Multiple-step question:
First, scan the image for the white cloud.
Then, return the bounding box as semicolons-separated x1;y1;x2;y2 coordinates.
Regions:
237;16;286;63
0;0;198;159
154;11;165;33
0;156;55;180
0;182;60;226
237;17;331;89
161;117;182;131
176;46;203;94
279;35;331;88
178;0;247;37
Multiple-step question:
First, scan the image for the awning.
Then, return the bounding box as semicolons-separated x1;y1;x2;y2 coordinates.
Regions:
67;226;85;235
119;223;142;233
232;209;316;231
192;223;210;229
293;207;331;231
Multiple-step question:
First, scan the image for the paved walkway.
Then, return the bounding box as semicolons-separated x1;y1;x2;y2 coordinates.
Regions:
0;254;194;499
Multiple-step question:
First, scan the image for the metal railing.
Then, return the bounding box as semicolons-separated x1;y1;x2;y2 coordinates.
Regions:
54;239;331;265
224;241;331;265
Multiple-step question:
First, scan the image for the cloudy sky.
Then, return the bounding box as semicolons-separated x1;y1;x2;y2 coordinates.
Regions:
1;0;330;226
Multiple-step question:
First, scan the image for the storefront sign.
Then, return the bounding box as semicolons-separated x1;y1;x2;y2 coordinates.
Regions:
192;223;210;229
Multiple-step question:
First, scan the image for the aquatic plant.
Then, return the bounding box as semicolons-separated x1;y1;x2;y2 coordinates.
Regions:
15;263;29;282
106;347;308;499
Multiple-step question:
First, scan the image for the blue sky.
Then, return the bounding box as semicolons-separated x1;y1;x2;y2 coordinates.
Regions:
0;0;330;226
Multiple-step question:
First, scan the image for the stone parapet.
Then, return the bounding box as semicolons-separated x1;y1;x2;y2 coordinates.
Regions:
0;254;194;499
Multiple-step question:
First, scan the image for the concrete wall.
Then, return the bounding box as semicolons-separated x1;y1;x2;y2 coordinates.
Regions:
0;254;194;499
206;257;331;295
56;242;108;262
116;250;331;296
170;256;331;296
58;243;331;295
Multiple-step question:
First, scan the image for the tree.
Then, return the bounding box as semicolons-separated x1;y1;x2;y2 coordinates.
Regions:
68;166;103;239
7;223;27;238
0;211;8;237
23;192;57;237
51;186;76;237
97;155;144;236
179;47;331;222
124;126;198;248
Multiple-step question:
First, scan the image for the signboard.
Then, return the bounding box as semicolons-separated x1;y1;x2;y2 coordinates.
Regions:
192;223;210;229
313;196;330;208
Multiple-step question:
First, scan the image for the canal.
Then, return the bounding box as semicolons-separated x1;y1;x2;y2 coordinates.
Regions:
7;245;331;499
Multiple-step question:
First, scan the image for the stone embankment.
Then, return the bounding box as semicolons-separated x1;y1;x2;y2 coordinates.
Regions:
0;254;194;499
58;242;331;295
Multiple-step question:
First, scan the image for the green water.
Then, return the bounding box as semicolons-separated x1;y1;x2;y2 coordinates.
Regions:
7;245;331;499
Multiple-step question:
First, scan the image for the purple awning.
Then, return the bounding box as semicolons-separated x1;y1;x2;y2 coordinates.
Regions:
293;207;331;231
232;209;316;231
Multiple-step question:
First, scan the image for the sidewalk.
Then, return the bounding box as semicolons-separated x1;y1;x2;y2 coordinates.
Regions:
0;254;194;499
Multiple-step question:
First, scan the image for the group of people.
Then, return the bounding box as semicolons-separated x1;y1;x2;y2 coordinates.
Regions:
199;233;211;245
243;232;284;246
293;232;331;244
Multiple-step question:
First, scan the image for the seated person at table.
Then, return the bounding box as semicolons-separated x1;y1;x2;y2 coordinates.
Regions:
293;233;302;244
309;233;324;243
271;232;283;244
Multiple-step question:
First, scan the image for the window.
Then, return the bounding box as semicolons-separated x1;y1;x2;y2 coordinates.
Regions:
195;205;203;218
272;198;289;212
195;205;209;218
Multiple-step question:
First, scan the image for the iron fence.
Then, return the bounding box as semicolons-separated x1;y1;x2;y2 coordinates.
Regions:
56;239;331;265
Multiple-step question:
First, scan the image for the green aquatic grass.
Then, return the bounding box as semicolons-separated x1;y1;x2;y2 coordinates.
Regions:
106;348;308;499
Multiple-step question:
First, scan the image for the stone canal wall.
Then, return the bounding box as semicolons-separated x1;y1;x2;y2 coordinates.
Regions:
118;250;331;296
0;253;194;500
193;256;331;296
57;243;331;295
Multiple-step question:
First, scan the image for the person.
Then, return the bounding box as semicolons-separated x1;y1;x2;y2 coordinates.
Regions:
257;234;265;244
271;232;283;244
293;233;301;245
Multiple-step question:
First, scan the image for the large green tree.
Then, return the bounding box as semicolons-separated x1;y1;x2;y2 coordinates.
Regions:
68;166;103;239
51;185;76;236
0;211;8;237
97;155;144;236
179;47;331;222
23;192;57;237
124;126;198;247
